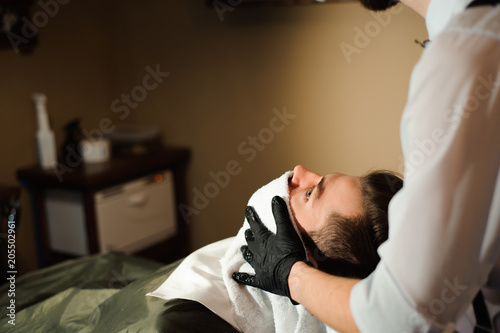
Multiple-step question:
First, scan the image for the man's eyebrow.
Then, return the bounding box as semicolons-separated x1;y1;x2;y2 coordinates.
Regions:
314;176;325;200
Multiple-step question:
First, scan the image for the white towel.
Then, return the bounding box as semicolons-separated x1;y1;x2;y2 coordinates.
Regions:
146;237;239;329
148;171;338;333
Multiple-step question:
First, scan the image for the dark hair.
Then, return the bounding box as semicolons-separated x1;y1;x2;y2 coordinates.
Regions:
301;170;403;279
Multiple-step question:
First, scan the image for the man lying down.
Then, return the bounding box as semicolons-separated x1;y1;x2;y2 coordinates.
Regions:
147;165;403;332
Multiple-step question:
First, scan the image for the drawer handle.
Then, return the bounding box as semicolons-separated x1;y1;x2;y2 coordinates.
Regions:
128;193;148;207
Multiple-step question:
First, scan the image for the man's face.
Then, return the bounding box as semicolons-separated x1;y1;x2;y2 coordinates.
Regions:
288;165;363;235
359;0;399;11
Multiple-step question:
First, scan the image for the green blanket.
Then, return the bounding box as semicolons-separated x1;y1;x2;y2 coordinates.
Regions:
0;252;238;333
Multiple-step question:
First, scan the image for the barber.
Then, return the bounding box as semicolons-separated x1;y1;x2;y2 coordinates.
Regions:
233;0;500;331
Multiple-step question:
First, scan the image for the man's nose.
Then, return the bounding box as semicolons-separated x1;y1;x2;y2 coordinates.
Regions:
291;165;321;187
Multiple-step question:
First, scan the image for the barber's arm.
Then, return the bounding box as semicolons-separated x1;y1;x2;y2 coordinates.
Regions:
288;261;360;333
232;196;361;332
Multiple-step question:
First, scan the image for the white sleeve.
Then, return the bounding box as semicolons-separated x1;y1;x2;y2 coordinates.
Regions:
350;15;500;332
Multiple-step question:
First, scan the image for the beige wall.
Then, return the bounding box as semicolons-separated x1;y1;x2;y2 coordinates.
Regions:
0;0;427;274
0;0;115;273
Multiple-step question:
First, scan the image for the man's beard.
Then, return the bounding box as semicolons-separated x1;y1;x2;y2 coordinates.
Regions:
359;0;399;11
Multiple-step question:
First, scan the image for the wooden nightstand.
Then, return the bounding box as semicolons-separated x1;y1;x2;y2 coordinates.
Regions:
17;145;191;267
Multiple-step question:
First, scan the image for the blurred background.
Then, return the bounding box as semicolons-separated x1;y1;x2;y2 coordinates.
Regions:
0;0;427;274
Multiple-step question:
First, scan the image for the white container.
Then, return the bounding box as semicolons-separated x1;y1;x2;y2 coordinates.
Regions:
79;139;110;163
32;93;57;169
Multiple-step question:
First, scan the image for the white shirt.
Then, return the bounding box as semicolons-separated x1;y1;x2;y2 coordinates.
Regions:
350;1;500;332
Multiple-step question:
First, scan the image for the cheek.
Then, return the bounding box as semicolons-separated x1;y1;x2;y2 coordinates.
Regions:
290;192;323;233
299;209;325;234
290;196;313;232
289;196;303;228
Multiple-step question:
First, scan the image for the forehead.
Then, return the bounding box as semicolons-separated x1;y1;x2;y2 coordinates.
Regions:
321;174;363;218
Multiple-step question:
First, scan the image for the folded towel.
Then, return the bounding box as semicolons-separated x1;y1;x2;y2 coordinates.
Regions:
148;171;337;333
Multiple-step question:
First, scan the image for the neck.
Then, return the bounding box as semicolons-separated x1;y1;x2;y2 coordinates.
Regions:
400;0;432;17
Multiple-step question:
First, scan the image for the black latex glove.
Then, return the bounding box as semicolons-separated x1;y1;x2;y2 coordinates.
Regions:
232;196;307;304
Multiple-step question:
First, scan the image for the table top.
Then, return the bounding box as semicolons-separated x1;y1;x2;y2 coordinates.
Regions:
17;145;190;191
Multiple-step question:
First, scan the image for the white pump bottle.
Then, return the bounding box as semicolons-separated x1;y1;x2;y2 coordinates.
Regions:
33;93;57;169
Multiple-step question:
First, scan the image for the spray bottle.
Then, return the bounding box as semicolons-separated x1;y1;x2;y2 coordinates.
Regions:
32;93;57;169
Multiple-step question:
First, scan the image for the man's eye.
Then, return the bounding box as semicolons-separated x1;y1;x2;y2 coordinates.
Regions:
306;189;312;200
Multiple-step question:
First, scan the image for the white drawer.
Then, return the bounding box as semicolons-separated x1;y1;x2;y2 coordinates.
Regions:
94;170;177;253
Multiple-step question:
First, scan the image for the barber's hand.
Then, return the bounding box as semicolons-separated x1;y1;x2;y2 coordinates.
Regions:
232;196;307;304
